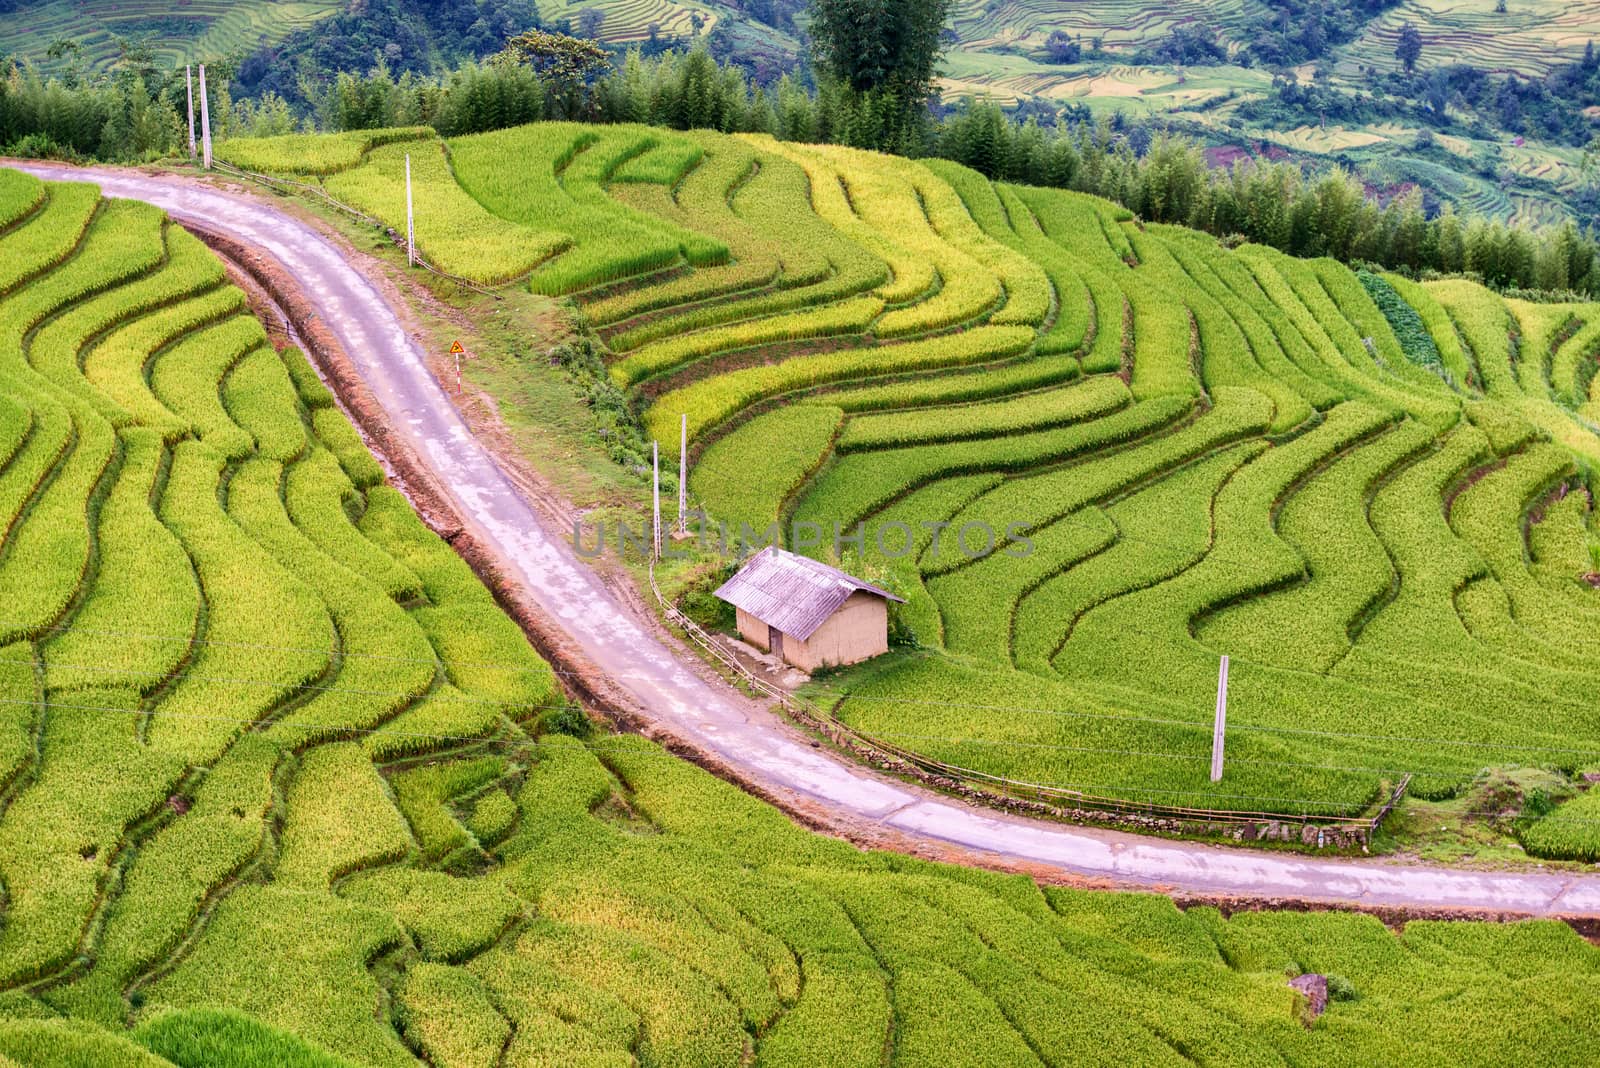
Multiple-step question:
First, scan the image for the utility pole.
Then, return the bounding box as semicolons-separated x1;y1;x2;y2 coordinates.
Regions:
198;64;213;170
652;441;662;561
185;66;196;161
405;153;415;267
1210;654;1230;782
677;413;687;536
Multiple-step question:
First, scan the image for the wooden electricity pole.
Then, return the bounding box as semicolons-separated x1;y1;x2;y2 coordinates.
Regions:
652;441;662;561
405;153;415;267
185;66;196;161
677;413;687;536
1210;654;1230;782
198;64;213;170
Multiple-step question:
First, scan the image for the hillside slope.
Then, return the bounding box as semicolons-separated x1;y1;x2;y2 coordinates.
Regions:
212;122;1600;840
5;164;1600;1065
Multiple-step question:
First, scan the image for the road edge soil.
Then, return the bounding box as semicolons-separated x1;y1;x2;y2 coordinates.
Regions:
185;224;852;829
182;221;1600;934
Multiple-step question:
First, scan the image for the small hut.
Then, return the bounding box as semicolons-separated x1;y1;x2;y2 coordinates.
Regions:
714;547;904;672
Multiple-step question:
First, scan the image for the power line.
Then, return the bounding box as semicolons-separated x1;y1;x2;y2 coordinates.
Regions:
9;618;553;675
3;384;1590;698
33;659;535;708
0;695;1376;814
1;660;1427;810
0;677;1429;781
0;693;665;757
1192;720;1600;759
18;696;1600;825
0;656;1482;782
4;607;1586;808
9;403;1590;704
7;178;1589;805
14;616;1600;766
0;693;571;730
858;731;1437;778
814;684;1600;759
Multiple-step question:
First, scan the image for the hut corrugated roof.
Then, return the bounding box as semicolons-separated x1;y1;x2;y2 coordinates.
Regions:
713;547;903;640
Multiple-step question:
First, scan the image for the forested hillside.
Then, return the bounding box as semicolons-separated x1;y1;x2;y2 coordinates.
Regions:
2;0;1597;228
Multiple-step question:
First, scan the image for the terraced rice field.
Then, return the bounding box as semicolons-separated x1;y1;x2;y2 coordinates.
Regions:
947;0;1263;52
8;164;1600;1065
0;0;730;68
1337;0;1600;76
929;2;1582;231
229;123;1600;833
1268;124;1391;153
534;0;719;41
0;0;342;69
933;52;1266;111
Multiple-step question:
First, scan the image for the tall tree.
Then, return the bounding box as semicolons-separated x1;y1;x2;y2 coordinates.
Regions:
807;0;952;148
1395;22;1423;73
500;28;613;118
1044;30;1081;65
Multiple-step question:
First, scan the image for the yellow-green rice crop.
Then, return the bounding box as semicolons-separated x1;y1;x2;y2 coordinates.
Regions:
757;137;936;306
1520;787;1600;861
691;405;843;537
216;126;433;176
648;326;1035;442
838;374;1130;451
0;166;43;229
7;157;1600;1068
325;141;570;283
0;181;99;293
608;295;883;388
449;123;728;295
275;743;414;889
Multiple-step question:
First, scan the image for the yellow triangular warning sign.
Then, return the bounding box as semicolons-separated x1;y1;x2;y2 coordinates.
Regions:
449;340;465;355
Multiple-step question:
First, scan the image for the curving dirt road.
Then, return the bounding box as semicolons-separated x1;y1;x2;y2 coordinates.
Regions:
25;161;1600;919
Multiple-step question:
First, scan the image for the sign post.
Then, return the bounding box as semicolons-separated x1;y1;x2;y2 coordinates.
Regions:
1210;654;1230;782
185;66;196;161
449;340;466;395
198;64;212;170
405;154;415;267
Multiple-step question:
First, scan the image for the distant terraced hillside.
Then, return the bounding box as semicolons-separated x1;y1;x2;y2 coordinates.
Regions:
933;3;1600;232
1337;0;1600;76
215;123;1600;851
0;0;342;69
948;0;1265;54
0;0;779;69
536;0;721;41
942;0;1600;77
